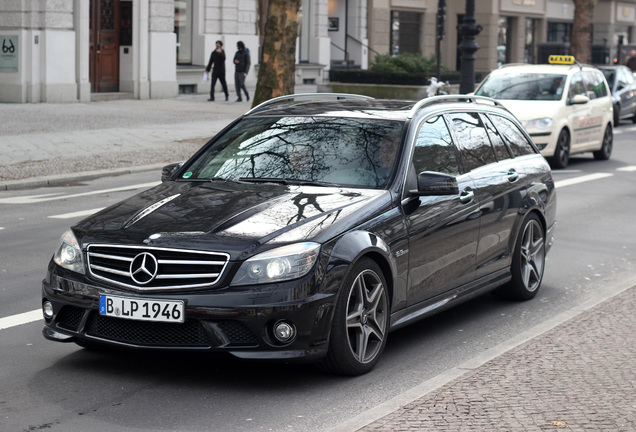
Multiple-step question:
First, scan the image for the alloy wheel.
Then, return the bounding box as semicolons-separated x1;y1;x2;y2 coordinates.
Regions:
519;218;545;293
345;269;388;364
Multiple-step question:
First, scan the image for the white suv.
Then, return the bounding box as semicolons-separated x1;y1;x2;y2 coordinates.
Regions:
475;57;613;168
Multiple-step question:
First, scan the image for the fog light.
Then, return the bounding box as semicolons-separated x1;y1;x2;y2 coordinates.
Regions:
43;301;54;319
273;321;296;343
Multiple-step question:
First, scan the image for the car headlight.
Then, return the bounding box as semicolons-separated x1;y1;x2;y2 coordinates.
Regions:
524;118;553;130
53;230;85;274
231;242;320;286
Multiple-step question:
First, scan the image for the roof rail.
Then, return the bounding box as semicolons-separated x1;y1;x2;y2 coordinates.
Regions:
246;93;375;115
408;95;506;118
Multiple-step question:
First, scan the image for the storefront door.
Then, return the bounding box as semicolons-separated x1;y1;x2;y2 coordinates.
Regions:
90;0;120;93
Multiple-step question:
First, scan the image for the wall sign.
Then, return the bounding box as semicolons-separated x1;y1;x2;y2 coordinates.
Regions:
328;18;339;32
0;35;19;72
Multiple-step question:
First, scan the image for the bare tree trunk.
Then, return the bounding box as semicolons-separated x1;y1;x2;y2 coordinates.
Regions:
252;0;301;107
570;0;596;63
257;0;269;58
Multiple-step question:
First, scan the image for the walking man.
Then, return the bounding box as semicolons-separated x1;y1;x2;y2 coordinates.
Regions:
205;40;229;101
234;41;251;102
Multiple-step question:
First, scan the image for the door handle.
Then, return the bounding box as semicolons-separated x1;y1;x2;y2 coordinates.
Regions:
507;168;519;183
459;188;474;204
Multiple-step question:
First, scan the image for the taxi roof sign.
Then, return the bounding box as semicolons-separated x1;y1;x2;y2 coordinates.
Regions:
548;55;576;65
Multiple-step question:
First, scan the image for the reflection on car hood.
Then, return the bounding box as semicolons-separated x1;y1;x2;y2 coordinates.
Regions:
73;181;389;257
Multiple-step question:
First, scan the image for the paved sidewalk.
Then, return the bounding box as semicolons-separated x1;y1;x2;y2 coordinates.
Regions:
0;94;251;190
1;92;635;431
352;284;636;431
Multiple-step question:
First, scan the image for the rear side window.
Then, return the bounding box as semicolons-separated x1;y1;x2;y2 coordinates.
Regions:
489;114;536;157
583;70;608;99
481;114;511;161
449;112;498;172
413;116;459;175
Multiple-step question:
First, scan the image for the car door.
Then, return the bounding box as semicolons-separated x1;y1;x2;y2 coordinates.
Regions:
475;113;530;277
566;71;594;150
449;112;527;279
618;67;636;118
404;115;480;306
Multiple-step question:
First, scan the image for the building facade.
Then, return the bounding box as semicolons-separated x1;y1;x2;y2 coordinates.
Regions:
1;0;635;103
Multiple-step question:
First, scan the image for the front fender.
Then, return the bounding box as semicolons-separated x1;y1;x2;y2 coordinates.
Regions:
327;230;400;308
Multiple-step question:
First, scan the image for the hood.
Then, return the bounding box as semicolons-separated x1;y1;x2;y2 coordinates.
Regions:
497;99;561;123
73;181;389;258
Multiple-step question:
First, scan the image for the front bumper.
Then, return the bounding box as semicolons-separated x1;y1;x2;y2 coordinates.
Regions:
528;130;555;157
41;264;336;362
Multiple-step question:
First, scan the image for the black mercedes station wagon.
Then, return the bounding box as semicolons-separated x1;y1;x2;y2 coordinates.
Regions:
42;94;556;375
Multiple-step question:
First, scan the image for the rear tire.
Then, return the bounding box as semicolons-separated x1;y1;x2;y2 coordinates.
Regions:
549;129;570;169
494;213;545;301
593;124;613;161
319;258;389;375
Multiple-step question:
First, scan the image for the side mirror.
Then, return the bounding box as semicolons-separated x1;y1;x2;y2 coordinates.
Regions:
161;163;184;182
571;94;589;105
411;171;459;196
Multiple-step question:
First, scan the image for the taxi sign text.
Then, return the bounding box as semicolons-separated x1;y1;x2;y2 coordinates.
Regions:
549;55;575;65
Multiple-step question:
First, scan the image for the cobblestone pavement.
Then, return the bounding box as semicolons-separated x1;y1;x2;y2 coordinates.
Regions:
358;286;636;432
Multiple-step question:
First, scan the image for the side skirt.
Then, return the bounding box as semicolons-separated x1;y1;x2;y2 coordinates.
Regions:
389;269;511;331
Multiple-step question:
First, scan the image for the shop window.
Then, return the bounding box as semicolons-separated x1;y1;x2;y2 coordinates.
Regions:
547;22;572;43
498;17;511;67
390;11;421;55
175;0;193;64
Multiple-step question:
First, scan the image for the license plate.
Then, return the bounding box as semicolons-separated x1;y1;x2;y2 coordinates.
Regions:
99;295;185;323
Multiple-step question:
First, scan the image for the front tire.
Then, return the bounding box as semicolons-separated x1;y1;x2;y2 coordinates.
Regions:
549;129;570;169
593;124;613;161
320;258;389;375
494;214;545;301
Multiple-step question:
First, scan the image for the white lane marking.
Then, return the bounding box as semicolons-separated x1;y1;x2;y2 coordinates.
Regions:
554;173;613;188
554;169;583;174
0;181;159;205
48;208;105;219
614;126;636;134
0;309;41;331
0;227;4;230
617;166;636;172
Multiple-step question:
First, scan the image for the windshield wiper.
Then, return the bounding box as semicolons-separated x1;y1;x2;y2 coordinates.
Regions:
239;177;290;185
238;177;339;187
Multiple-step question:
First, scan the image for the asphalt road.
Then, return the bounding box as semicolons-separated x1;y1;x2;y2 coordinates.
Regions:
1;126;635;431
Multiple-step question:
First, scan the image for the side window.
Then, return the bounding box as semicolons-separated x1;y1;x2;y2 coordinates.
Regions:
568;72;586;99
449;112;498;172
624;68;635;85
617;69;628;89
481;114;511;161
489;114;536;157
583;70;607;99
413;116;460;175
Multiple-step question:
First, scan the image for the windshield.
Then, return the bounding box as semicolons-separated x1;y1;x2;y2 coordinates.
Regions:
181;116;404;188
599;69;615;87
475;72;566;101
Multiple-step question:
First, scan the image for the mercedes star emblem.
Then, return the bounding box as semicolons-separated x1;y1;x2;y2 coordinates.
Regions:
130;252;159;285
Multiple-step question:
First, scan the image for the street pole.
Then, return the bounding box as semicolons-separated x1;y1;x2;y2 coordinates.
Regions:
458;0;482;94
436;0;446;80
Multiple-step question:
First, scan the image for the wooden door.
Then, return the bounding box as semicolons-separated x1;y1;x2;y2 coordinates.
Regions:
90;0;120;93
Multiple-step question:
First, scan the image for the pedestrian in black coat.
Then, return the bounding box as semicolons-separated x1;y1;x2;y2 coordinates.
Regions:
205;40;229;101
233;41;251;102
